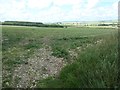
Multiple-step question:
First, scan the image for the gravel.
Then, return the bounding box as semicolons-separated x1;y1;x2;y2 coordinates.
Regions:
12;46;67;88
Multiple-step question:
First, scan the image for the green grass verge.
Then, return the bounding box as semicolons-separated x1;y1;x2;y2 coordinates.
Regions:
37;34;118;88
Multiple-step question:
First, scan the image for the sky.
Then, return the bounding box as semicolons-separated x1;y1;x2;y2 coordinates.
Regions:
0;0;119;23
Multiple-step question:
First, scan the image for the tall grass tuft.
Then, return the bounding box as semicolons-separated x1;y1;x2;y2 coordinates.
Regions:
37;34;118;88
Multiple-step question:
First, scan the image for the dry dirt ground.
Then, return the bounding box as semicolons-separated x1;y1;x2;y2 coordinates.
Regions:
12;46;67;88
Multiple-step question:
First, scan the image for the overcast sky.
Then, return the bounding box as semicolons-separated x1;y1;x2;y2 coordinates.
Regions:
0;0;118;23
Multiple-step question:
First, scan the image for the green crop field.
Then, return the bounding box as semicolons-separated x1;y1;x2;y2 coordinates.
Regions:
2;25;118;88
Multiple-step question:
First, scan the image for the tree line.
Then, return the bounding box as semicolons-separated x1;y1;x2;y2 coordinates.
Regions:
1;21;65;28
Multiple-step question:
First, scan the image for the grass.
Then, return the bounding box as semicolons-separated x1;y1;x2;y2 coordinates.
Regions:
2;25;118;88
51;46;69;59
37;34;118;88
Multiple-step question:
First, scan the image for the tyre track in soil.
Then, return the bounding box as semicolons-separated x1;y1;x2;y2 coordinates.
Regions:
12;47;67;88
12;37;67;88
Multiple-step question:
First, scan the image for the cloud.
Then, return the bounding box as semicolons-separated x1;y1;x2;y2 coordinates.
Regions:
27;0;52;9
112;1;118;10
32;6;66;22
0;0;118;22
86;0;100;9
53;0;82;6
0;0;27;21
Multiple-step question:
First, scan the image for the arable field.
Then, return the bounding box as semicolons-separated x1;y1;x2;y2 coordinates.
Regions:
2;25;118;88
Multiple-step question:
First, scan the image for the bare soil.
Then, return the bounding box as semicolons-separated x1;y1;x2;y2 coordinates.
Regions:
12;46;67;88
